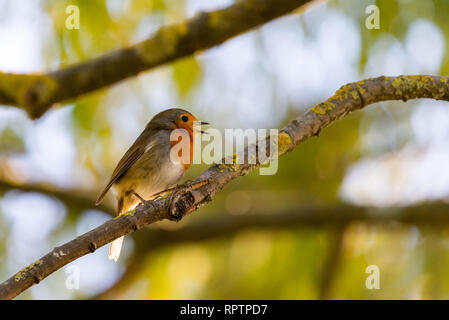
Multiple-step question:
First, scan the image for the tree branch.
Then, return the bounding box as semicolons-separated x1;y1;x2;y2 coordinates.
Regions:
0;179;114;215
133;202;449;251
1;74;449;299
0;0;312;119
318;225;346;300
96;202;449;299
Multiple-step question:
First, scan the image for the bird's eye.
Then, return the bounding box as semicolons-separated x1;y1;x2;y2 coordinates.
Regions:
181;115;189;122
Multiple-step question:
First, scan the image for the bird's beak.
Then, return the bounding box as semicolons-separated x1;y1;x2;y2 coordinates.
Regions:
196;121;210;134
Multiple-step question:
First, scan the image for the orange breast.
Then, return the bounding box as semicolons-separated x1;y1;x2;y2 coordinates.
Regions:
170;128;194;171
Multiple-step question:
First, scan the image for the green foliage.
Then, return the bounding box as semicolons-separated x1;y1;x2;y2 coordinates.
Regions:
2;0;449;300
0;126;25;154
172;57;202;98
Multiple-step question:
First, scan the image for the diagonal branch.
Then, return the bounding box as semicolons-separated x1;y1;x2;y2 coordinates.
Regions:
0;0;312;119
1;74;449;299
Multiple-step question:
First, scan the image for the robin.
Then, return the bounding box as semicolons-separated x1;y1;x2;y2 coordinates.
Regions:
95;108;208;261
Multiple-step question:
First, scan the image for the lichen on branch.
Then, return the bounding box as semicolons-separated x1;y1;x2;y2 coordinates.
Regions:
1;74;449;300
0;0;311;119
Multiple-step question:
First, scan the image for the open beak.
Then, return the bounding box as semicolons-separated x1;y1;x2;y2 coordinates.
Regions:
195;121;210;134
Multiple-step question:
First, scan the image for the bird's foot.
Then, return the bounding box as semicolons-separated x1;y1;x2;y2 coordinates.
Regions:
130;190;157;211
150;180;192;200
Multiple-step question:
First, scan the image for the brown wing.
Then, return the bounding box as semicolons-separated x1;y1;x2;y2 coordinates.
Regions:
95;132;151;205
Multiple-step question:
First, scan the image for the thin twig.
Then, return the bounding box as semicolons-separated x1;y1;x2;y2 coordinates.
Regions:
318;225;346;300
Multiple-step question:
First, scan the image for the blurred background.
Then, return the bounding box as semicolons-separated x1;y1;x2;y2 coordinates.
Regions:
0;0;449;299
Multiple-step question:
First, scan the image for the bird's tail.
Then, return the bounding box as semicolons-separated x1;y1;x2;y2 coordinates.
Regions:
108;236;124;262
108;196;133;262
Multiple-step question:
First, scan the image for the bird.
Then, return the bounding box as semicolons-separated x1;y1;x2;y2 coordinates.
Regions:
95;108;208;261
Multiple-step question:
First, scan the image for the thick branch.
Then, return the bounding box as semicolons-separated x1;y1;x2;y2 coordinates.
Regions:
0;0;311;119
1;74;449;299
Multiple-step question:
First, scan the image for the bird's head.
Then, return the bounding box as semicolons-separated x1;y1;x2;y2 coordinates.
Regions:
146;108;208;134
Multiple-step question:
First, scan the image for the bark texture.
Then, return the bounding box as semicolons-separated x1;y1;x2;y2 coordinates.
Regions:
1;74;449;299
0;0;311;119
